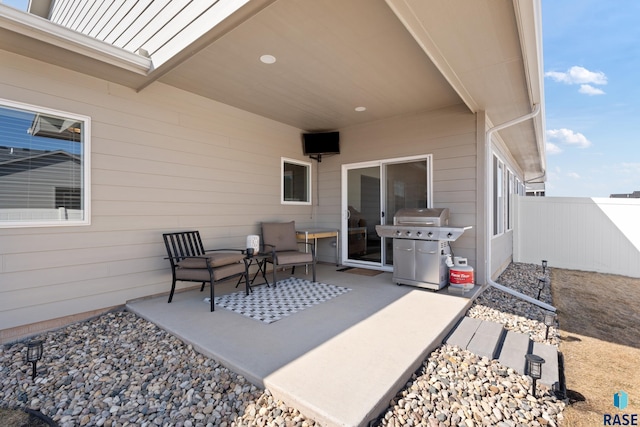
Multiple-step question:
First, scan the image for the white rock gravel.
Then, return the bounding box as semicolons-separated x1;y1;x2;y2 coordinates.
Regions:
1;263;564;426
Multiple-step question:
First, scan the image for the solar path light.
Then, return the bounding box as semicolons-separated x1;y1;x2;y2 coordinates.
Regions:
525;354;545;397
536;277;547;300
544;311;556;340
25;340;43;380
542;259;548;274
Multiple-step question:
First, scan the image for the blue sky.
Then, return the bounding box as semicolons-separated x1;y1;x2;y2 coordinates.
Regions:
542;1;640;197
3;0;636;197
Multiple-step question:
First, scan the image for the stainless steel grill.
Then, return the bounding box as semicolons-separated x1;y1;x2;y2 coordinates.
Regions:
375;208;470;290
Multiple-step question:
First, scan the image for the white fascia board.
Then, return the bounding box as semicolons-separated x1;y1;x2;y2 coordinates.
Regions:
384;0;480;113
0;4;151;75
513;0;546;176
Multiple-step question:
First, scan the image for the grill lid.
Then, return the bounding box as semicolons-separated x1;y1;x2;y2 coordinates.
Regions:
393;208;449;226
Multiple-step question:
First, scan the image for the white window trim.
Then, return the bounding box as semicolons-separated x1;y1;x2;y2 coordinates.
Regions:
0;98;91;228
281;157;312;205
492;152;522;237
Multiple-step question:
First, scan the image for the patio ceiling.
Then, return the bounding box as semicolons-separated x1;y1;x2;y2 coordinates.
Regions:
0;0;545;178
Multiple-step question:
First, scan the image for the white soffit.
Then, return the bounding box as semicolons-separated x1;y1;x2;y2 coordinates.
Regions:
386;0;545;177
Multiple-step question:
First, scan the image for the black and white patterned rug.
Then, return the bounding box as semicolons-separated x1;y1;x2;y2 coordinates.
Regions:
205;277;351;324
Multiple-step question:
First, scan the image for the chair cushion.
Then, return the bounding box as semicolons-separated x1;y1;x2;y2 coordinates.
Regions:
176;262;245;281
274;250;313;265
262;221;299;252
178;252;244;269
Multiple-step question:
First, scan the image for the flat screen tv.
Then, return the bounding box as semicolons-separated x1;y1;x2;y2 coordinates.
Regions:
302;131;340;156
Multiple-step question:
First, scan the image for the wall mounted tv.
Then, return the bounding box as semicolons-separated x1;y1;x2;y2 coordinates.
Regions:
302;131;339;161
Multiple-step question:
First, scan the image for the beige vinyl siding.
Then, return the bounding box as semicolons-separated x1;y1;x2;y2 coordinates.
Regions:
313;104;478;269
0;50;310;332
0;49;486;337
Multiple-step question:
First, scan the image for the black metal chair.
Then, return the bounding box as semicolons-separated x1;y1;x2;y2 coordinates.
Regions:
261;221;316;285
163;231;246;312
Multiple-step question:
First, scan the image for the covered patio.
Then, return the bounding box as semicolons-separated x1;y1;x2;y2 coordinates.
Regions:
126;263;481;426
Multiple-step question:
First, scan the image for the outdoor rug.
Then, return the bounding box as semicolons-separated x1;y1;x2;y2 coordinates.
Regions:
337;267;384;276
205;277;351;324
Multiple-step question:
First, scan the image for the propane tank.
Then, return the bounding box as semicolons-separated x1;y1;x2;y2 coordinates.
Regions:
449;257;474;291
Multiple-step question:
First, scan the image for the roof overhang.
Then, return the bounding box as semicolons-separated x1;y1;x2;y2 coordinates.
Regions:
385;0;546;180
1;0;545;179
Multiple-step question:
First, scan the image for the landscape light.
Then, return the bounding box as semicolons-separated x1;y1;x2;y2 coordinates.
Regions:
525;354;545;397
542;260;548;274
25;340;44;380
536;277;547;300
544;312;556;340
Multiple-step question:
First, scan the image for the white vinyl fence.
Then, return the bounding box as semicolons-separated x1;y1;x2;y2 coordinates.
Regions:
513;196;640;278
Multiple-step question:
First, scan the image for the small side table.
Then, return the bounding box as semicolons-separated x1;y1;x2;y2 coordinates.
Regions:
243;254;270;294
296;228;340;267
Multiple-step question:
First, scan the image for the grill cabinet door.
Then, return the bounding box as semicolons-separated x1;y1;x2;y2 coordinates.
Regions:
392;239;415;281
415;240;441;285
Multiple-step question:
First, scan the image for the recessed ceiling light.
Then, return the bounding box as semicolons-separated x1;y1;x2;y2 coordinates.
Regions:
355;106;367;112
260;54;276;64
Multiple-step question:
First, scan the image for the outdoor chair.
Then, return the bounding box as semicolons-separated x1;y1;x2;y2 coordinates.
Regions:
163;231;246;312
261;221;316;284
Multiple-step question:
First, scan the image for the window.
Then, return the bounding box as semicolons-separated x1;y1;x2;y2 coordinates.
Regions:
507;171;514;230
0;99;90;227
493;154;523;235
493;155;504;236
281;157;311;205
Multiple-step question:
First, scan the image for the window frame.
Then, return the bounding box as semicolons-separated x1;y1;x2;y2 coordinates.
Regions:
0;98;91;228
281;157;312;205
493;156;505;236
493;153;522;236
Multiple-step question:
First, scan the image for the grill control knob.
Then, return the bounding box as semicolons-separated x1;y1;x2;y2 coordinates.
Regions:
427;232;433;238
405;231;412;237
416;231;423;237
447;232;453;238
396;230;402;236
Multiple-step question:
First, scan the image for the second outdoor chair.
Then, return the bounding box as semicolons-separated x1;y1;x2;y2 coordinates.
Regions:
261;221;316;284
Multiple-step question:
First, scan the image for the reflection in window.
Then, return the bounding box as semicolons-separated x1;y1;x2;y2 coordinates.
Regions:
0;99;90;226
281;158;311;204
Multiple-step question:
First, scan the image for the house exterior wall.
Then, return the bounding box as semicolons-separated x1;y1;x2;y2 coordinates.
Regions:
0;50;495;340
310;105;479;271
488;130;527;279
0;50;311;336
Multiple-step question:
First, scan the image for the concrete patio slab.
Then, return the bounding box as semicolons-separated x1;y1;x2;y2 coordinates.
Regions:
126;264;479;427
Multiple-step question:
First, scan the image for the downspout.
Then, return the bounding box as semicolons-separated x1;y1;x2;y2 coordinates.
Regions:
485;104;556;312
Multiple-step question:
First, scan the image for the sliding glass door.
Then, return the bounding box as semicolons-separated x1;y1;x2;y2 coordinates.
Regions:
342;155;431;269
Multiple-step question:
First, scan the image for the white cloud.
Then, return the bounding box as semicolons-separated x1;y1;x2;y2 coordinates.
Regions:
545;66;607;85
546;142;563;155
546;128;592;148
579;84;605;95
566;172;581;179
